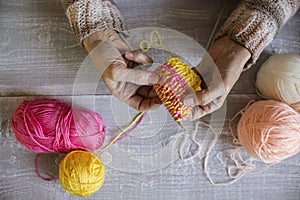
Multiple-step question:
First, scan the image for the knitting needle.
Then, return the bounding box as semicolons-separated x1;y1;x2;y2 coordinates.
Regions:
177;121;185;130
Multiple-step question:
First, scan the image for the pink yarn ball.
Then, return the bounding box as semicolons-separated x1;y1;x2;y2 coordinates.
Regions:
237;100;300;163
11;98;106;153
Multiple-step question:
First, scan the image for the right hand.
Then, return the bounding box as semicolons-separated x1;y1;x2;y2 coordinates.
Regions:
184;36;251;120
83;30;161;111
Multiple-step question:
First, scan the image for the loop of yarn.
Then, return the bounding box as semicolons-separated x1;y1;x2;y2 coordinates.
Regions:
139;30;175;57
59;150;105;198
11;98;106;153
154;57;202;121
256;53;300;112
237;100;300;163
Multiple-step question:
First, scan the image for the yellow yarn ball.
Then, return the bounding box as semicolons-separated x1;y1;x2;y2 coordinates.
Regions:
59;150;105;198
256;54;300;112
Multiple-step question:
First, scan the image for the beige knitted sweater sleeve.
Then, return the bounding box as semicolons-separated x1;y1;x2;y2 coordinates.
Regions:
215;0;300;68
62;0;299;67
61;0;126;45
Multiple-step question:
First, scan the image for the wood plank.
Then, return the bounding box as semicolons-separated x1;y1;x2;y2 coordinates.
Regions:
0;94;299;199
0;0;300;199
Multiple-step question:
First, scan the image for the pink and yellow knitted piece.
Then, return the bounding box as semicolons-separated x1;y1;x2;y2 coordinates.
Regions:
154;57;202;121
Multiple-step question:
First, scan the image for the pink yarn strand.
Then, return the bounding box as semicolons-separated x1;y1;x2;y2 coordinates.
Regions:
35;153;59;182
23;100;53;152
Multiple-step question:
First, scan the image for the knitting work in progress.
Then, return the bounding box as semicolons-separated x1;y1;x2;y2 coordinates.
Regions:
139;30;202;122
154;57;201;121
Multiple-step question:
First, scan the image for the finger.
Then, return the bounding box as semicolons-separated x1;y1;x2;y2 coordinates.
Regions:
136;86;158;98
125;60;144;69
191;67;207;89
126;95;162;112
125;51;153;67
140;97;162;111
186;96;224;121
125;59;139;69
107;63;160;85
187;104;212;121
191;67;201;77
184;82;226;106
112;38;130;54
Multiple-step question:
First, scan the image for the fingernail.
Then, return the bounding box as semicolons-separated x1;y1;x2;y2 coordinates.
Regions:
184;95;195;105
149;73;159;84
125;52;133;59
152;104;161;110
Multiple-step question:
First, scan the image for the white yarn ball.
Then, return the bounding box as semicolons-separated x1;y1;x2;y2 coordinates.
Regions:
256;53;300;112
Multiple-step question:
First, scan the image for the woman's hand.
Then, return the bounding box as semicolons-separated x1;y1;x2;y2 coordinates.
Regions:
184;36;251;120
84;30;161;111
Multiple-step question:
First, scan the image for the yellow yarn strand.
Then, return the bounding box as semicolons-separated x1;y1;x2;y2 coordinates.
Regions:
140;30;175;57
97;112;145;156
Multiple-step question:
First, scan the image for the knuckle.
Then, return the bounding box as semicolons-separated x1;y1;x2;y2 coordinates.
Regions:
133;74;146;84
215;103;222;110
109;69;119;80
199;93;211;105
109;65;123;80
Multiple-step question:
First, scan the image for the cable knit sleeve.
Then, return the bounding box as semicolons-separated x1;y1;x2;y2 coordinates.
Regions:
61;0;126;45
215;0;300;69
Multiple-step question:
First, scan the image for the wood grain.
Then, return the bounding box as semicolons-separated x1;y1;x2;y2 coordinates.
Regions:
0;95;299;200
0;0;229;96
0;0;300;199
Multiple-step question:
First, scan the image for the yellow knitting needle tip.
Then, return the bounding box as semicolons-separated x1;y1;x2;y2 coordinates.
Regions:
177;121;186;131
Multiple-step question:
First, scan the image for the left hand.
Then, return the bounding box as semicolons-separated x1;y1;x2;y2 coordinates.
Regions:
184;36;251;120
84;30;161;111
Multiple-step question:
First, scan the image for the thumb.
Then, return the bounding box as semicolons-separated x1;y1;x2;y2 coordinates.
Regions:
184;81;226;106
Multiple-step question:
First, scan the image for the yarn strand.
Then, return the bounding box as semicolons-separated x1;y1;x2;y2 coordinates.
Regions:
35;153;59;182
140;30;174;57
229;100;255;144
97;112;146;156
179;121;202;160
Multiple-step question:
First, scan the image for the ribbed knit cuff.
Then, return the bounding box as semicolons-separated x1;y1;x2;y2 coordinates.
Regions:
215;0;299;69
63;0;126;45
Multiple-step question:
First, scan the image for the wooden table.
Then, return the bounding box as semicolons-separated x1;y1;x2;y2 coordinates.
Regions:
0;0;299;199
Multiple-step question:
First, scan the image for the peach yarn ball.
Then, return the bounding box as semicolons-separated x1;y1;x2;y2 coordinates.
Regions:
237;100;300;163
